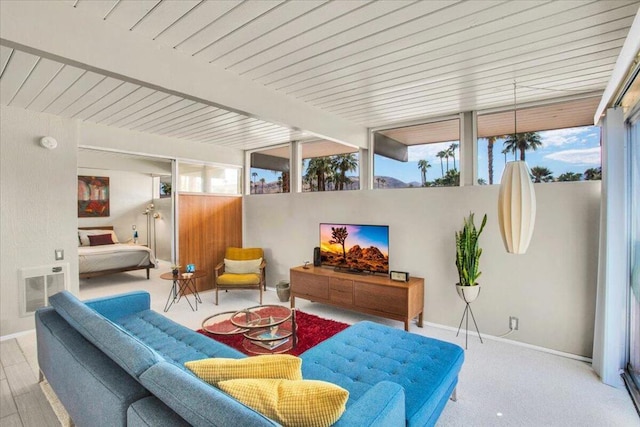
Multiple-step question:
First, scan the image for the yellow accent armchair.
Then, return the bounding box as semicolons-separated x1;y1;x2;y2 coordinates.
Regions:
214;247;266;305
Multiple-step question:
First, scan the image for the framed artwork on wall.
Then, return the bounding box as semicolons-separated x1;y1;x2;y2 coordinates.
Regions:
78;176;110;217
160;177;171;198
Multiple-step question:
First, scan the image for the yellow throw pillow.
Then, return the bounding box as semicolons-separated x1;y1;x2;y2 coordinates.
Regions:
184;355;302;385
218;378;349;427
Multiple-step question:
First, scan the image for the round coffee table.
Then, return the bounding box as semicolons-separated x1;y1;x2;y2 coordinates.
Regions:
202;305;296;354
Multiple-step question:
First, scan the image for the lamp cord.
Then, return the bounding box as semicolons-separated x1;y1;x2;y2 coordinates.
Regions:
497;329;516;338
513;81;517;137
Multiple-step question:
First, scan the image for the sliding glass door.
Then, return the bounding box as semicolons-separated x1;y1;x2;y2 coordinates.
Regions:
627;110;640;406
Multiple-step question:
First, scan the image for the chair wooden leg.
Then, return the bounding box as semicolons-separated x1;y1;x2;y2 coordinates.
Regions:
215;286;219;305
259;285;263;305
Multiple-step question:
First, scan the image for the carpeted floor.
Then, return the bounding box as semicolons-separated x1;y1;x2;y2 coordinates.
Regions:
21;264;638;427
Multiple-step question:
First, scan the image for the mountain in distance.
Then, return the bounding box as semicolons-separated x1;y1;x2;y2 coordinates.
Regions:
251;175;421;194
328;175;422;189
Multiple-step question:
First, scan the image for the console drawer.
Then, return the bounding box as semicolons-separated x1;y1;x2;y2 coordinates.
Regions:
330;278;353;305
354;282;406;315
291;271;329;300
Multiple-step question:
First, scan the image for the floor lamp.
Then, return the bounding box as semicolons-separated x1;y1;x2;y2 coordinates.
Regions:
152;212;159;259
143;203;158;258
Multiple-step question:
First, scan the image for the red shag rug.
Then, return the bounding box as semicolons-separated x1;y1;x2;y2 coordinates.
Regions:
198;310;349;356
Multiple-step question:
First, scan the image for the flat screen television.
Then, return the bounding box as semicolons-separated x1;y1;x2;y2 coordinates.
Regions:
319;223;389;274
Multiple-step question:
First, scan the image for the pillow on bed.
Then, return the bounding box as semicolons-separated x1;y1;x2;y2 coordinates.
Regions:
88;233;114;246
79;229;119;246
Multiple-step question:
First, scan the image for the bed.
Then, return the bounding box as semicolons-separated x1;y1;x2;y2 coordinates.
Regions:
78;227;157;279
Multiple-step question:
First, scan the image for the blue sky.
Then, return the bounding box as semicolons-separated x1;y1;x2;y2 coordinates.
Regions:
376;125;601;184
320;224;389;255
251;125;601;185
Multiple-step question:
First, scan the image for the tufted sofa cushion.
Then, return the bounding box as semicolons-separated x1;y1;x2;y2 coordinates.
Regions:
300;321;464;427
114;309;245;368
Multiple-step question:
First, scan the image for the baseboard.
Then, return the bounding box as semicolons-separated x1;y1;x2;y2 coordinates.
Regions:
424;321;593;363
0;328;36;341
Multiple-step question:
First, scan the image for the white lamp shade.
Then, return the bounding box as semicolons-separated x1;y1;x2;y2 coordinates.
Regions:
498;161;536;254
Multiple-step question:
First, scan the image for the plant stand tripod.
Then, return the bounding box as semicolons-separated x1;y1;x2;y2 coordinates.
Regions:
455;286;483;349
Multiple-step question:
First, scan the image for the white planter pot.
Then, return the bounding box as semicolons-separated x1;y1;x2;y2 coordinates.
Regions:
456;284;481;303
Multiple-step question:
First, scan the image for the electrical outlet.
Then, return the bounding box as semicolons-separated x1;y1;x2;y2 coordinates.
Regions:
55;249;64;260
509;316;519;330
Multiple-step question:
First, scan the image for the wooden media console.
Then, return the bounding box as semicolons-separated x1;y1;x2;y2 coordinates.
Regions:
290;265;424;331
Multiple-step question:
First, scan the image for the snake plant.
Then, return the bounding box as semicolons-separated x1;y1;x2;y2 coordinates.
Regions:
455;213;487;286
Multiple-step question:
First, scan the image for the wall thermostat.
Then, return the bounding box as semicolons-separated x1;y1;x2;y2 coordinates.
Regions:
40;136;58;150
390;271;410;282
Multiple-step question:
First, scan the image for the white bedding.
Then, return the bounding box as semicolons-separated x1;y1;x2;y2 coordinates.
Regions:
78;243;157;274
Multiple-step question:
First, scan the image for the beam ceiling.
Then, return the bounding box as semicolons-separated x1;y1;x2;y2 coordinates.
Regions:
1;1;638;153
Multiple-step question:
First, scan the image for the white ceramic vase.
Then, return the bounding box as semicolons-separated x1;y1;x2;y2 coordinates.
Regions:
456;284;481;303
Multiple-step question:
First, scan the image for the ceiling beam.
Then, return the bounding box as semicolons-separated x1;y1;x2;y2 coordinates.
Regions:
0;0;367;149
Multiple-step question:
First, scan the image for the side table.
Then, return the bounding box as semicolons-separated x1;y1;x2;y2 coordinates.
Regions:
160;270;205;312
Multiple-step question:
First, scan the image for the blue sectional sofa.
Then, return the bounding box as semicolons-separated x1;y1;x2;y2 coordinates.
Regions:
36;290;464;426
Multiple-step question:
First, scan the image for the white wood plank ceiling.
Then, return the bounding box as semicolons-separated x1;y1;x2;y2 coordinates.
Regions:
1;0;638;152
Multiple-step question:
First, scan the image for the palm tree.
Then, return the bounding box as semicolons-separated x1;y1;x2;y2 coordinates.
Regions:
375;177;381;188
530;166;554;183
259;177;266;193
557;172;582;182
417;159;431;186
448;143;458;170
503;132;543;161
380;178;386;188
436;151;446;175
281;171;290;193
331;154;358;190
251;172;258;194
306;157;332;191
326;170;338;191
303;175;312;191
486;135;505;185
584;167;602;180
501;146;510;164
277;176;283;192
433;169;460;187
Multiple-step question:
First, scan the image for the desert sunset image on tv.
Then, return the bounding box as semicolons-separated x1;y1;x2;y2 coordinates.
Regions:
320;223;389;274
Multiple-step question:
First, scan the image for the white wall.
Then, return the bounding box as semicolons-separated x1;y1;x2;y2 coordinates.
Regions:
1;105;79;336
0;105;245;337
244;182;601;357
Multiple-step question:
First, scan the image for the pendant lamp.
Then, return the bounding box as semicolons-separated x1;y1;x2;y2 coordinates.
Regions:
498;83;536;254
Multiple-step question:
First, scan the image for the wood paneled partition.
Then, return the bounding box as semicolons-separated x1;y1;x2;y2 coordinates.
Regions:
178;194;242;293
